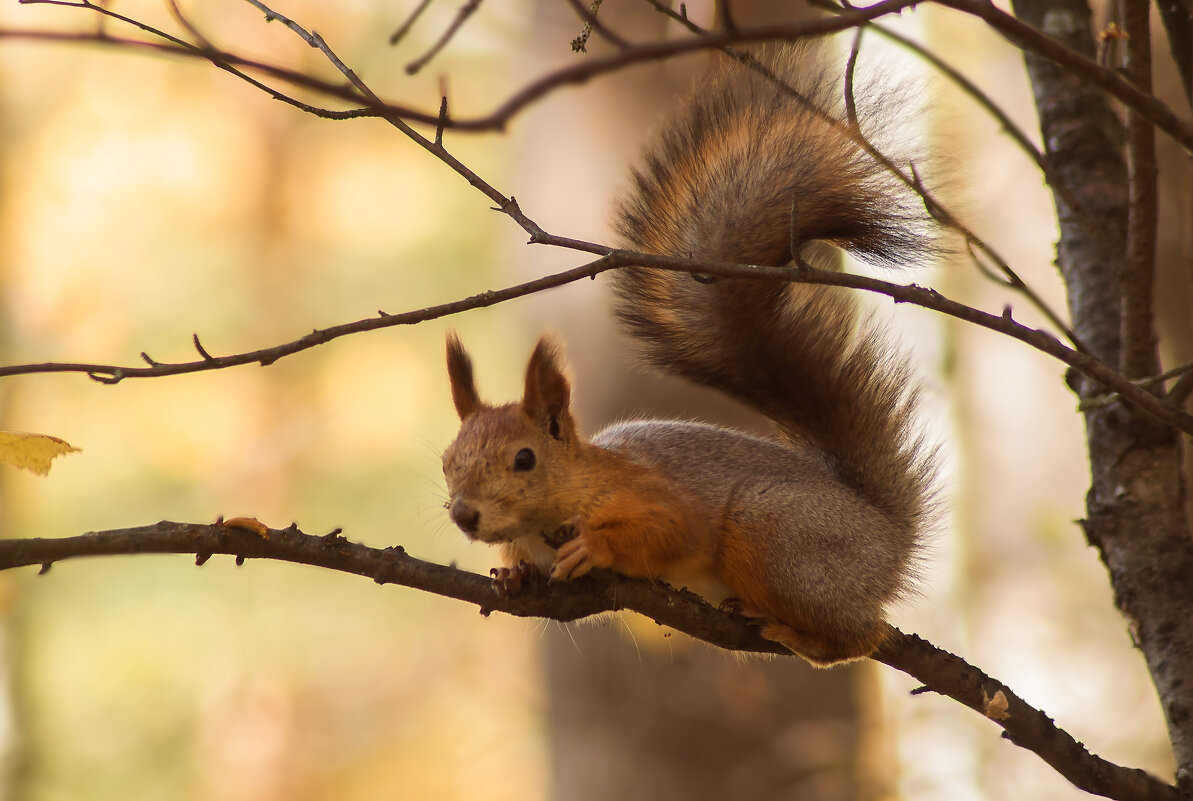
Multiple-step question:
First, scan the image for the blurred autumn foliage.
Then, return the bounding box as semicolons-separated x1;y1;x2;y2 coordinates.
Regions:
0;0;1188;800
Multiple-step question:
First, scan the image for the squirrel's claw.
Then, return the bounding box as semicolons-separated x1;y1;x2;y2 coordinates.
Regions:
491;560;538;597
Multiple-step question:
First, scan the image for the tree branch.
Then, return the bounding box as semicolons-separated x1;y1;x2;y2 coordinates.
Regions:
402;0;483;75
4;1;1191;794
1119;0;1159;379
645;0;1084;349
3;253;1192;438
14;0;1192;436
11;0;1193;154
0;521;1180;801
0;0;1169;365
939;0;1193;154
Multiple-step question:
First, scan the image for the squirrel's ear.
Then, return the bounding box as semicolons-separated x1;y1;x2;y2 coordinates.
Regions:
446;333;481;421
522;337;577;444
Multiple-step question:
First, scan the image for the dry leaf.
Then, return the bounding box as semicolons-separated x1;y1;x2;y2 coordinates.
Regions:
982;688;1011;721
0;431;80;476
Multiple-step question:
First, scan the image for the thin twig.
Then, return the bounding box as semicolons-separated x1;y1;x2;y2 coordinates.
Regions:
242;0;319;44
844;26;862;129
567;0;625;53
12;0;1193;150
389;0;434;46
405;0;482;75
646;5;1085;350
2;14;370;120
7;1;1189;437
1140;359;1193;389
192;334;214;361
1167;358;1193;405
1084;359;1193;409
435;93;448;146
937;0;1193;154
810;0;1096;226
164;0;212;50
2;251;1192;438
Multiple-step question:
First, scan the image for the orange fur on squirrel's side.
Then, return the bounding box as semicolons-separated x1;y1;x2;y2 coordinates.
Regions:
441;47;937;666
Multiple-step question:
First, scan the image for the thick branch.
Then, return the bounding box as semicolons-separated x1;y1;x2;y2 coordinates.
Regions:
0;521;1180;801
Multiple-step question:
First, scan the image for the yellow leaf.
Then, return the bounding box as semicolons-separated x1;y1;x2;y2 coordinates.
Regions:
982;688;1011;721
0;431;80;476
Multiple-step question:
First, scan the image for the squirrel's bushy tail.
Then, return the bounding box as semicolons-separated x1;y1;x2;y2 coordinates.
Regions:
613;47;936;540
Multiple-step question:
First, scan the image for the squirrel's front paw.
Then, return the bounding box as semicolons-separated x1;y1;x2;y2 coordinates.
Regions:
550;527;613;582
490;560;538;597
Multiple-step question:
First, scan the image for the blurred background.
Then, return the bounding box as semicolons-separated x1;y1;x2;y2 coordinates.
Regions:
0;0;1186;799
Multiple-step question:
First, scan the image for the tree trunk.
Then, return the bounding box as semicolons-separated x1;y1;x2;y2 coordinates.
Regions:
1012;0;1193;787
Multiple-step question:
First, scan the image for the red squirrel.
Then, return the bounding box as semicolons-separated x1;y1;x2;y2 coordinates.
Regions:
442;48;937;666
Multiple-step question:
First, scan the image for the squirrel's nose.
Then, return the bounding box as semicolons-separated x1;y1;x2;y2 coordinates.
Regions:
449;499;481;534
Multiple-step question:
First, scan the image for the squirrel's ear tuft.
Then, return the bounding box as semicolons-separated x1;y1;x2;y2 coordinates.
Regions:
446;333;481;421
522;337;577;444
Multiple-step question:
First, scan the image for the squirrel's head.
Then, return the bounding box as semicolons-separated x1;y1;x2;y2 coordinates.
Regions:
441;334;583;545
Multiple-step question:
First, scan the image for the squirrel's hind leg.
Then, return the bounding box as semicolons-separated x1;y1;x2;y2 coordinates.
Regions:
718;515;894;666
745;613;892;666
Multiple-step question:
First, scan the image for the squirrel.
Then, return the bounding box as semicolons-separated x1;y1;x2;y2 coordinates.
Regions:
441;47;937;666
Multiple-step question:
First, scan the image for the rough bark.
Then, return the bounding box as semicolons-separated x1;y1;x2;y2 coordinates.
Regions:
1011;0;1193;787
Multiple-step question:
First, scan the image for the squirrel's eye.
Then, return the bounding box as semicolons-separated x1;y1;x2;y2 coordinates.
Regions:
513;448;536;472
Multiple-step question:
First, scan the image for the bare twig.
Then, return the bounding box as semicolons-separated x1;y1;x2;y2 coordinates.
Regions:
192;334;214;361
645;4;1083;349
10;0;1193;151
1083;361;1193;410
2;14;372;120
164;0;212;50
810;0;1098;230
1169;360;1193;406
389;0;434;46
0;521;1180;801
1140;360;1193;390
8;0;1193;439
938;0;1193;154
404;0;482;75
843;26;862;129
567;0;624;53
2;251;1192;437
435;93;449;146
